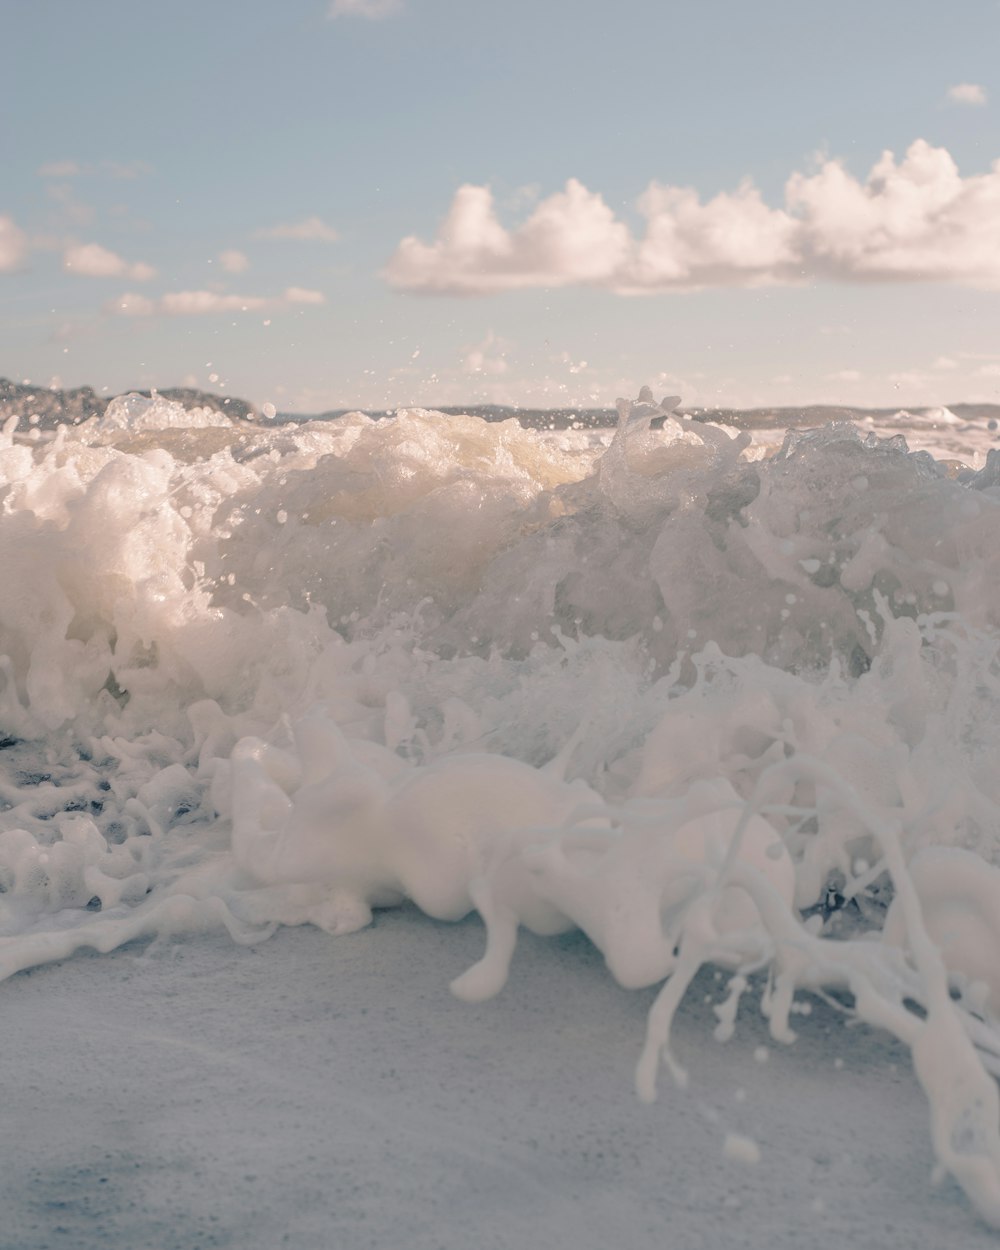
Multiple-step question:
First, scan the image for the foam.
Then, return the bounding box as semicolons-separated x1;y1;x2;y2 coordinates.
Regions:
1;388;1000;1223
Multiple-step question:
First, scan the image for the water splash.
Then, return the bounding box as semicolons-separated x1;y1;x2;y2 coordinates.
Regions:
0;388;999;1224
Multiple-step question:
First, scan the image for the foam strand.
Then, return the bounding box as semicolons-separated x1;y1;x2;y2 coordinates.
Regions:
453;742;1000;1224
0;893;273;985
738;755;1000;1226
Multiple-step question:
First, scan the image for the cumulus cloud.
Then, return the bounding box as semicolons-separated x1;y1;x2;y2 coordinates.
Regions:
329;0;402;17
255;216;339;242
64;243;156;281
386;180;630;294
0;216;28;271
624;179;798;292
107;287;325;318
947;83;987;106
385;140;1000;295
785;140;1000;284
218;249;249;273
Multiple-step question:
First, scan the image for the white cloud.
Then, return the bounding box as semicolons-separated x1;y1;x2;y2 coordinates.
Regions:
932;355;959;369
329;0;402;17
160;290;268;316
0;216;28;271
37;159;153;179
283;286;326;304
826;369;863;382
107;292;155;317
63;243;156;281
38;160;82;178
623;179;798;292
976;363;1000;377
786;140;1000;284
385;141;1000;295
947;83;987;106
106;287;325;318
463;331;509;375
888;370;930;387
255;216;339;242
101;160;154;179
45;183;95;226
386;180;630;294
219;249;249;273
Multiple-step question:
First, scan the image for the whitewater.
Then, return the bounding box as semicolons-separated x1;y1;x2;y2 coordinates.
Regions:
4;385;1000;1245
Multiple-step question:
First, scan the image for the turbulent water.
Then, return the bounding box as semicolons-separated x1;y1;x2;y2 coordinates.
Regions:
3;386;1000;1223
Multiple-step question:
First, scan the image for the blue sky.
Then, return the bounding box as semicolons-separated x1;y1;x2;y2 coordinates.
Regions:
2;0;999;412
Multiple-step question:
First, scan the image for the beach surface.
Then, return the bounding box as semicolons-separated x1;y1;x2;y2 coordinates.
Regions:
4;908;994;1250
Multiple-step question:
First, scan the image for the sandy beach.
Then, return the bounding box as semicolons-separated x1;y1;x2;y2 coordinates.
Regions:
4;909;995;1250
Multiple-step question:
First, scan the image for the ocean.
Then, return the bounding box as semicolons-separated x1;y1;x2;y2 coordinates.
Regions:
2;386;1000;1225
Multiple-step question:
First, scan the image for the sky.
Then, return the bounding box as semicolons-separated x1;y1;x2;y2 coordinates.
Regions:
2;0;1000;413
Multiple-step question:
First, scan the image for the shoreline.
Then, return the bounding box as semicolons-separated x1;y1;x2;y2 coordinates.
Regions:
4;908;994;1250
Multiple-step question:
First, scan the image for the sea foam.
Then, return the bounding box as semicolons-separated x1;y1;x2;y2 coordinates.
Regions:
2;387;1000;1223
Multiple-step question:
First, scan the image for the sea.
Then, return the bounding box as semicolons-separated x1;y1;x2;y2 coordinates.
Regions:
2;386;1000;1222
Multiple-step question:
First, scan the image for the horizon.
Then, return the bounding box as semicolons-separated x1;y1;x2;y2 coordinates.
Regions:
7;372;1000;423
3;0;999;413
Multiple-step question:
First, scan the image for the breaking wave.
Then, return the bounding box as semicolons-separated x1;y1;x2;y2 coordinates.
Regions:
3;387;1000;1223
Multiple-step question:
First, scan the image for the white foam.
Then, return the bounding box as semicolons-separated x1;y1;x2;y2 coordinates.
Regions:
723;1132;761;1165
0;388;998;1224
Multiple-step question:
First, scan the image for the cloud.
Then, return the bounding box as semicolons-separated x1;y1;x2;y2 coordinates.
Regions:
283;286;326;304
385;140;1000;295
38;160;82;179
888;370;931;387
218;249;249;273
63;243;156;281
37;159;153;179
45;182;95;226
386;179;630;294
255;216;339;242
826;370;863;382
463;331;509;376
624;179;798;292
785;140;1000;284
947;83;987;106
329;0;402;17
0;216;28;271
50;319;99;345
106;292;156;317
101;160;154;179
106;287;325;318
160;290;268;316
